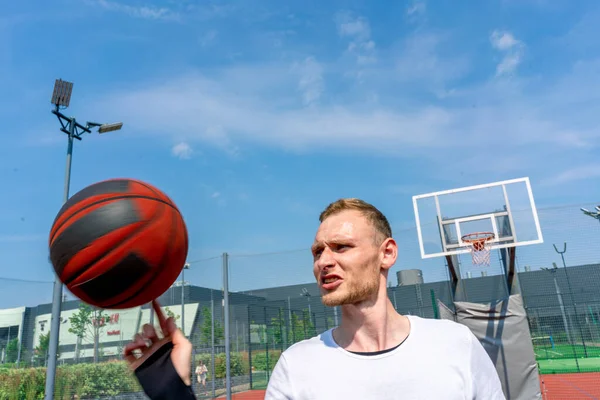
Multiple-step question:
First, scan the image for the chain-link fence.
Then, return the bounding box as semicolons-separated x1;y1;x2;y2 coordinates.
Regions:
0;202;599;399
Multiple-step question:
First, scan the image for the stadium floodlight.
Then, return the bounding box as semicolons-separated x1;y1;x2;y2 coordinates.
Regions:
87;121;123;134
51;79;73;108
45;78;125;400
98;122;123;133
580;207;600;221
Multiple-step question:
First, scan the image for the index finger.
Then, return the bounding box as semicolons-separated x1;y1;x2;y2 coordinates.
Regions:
152;299;169;336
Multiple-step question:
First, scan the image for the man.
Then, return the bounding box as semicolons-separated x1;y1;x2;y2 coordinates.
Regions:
264;198;505;399
124;198;505;399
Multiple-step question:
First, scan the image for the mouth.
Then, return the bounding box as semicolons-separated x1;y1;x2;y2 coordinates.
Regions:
321;275;343;289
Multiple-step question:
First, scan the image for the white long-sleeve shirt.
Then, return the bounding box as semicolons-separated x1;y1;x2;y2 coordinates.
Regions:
265;315;505;399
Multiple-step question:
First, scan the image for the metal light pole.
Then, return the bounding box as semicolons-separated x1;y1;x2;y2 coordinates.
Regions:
541;266;572;343
181;263;190;335
553;243;589;358
45;79;123;399
301;288;312;316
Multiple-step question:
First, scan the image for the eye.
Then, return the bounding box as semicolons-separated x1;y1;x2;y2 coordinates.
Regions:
333;243;350;251
312;247;323;259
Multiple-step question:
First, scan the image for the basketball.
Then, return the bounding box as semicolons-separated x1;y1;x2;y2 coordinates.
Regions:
48;178;189;309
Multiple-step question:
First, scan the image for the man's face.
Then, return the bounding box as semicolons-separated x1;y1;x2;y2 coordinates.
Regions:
311;210;388;307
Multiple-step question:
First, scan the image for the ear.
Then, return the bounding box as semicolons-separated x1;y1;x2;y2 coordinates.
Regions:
380;238;398;271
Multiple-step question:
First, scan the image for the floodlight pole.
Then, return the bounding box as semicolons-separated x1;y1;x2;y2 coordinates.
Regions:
45;108;76;399
541;265;579;372
45;80;123;399
553;243;589;358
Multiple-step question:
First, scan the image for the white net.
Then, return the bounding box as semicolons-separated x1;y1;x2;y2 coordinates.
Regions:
462;232;494;266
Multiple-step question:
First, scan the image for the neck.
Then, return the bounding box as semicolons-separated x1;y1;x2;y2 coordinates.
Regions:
332;283;410;353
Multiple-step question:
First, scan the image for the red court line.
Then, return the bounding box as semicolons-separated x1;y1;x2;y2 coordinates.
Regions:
540;372;600;400
215;390;266;400
212;374;600;400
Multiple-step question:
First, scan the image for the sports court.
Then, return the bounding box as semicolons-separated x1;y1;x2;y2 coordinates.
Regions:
1;3;599;395
1;175;599;399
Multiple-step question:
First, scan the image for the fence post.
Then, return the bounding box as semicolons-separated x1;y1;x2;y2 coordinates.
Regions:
247;304;253;389
287;297;293;345
279;307;285;352
222;252;231;400
211;291;216;398
264;306;270;382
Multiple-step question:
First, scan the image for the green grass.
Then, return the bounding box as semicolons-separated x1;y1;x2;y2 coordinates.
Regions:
250;371;269;390
534;344;600;360
538;357;600;374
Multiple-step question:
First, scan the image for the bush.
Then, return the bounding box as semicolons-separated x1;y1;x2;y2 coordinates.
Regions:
0;361;140;400
251;350;281;372
195;352;248;379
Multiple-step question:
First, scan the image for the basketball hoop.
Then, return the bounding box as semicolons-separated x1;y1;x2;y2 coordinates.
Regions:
461;232;495;266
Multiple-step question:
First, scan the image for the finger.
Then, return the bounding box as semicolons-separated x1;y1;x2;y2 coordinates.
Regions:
169;318;191;351
165;317;177;336
123;340;146;363
133;333;147;346
152;300;169;335
142;323;159;344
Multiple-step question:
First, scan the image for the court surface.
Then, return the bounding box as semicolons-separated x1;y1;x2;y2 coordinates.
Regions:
540;372;600;399
215;390;267;399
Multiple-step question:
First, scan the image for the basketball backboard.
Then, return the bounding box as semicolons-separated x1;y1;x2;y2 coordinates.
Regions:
412;177;543;260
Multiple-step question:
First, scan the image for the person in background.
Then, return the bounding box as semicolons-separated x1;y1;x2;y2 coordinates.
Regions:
195;360;208;389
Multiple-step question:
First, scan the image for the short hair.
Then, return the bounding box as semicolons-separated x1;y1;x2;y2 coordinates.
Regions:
319;198;392;241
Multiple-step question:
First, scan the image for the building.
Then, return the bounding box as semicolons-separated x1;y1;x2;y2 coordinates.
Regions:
0;263;599;365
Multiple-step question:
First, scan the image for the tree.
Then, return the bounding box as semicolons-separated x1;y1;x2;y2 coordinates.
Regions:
290;313;305;343
68;303;110;362
250;321;266;345
302;309;316;338
34;331;59;365
200;306;223;346
5;338;18;363
269;310;286;346
164;306;181;321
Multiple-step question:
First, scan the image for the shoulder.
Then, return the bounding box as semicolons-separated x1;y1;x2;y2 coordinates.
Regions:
409;315;469;332
408;316;474;347
278;329;337;363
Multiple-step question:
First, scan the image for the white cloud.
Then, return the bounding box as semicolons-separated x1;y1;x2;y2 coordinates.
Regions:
336;14;370;39
490;31;519;51
541;164;600;186
171;142;193;159
395;33;470;89
89;0;179;20
490;30;524;76
293;56;324;106
334;12;376;66
406;1;426;19
199;30;218;47
87;48;600;188
0;234;45;243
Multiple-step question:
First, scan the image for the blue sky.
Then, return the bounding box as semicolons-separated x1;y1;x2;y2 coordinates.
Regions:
1;0;600;308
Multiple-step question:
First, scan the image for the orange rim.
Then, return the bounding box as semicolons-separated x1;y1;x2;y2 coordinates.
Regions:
461;232;495;252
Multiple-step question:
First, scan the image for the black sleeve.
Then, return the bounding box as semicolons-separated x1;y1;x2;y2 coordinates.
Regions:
134;340;196;400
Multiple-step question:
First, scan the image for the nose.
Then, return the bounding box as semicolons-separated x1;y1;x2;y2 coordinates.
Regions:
315;247;336;271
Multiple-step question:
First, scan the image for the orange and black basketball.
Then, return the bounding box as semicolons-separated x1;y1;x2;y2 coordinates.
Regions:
48;178;188;309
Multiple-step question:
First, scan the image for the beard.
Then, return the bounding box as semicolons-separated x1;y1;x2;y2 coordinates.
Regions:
321;269;380;307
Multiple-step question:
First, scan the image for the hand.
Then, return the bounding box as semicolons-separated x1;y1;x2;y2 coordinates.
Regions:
123;300;193;386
